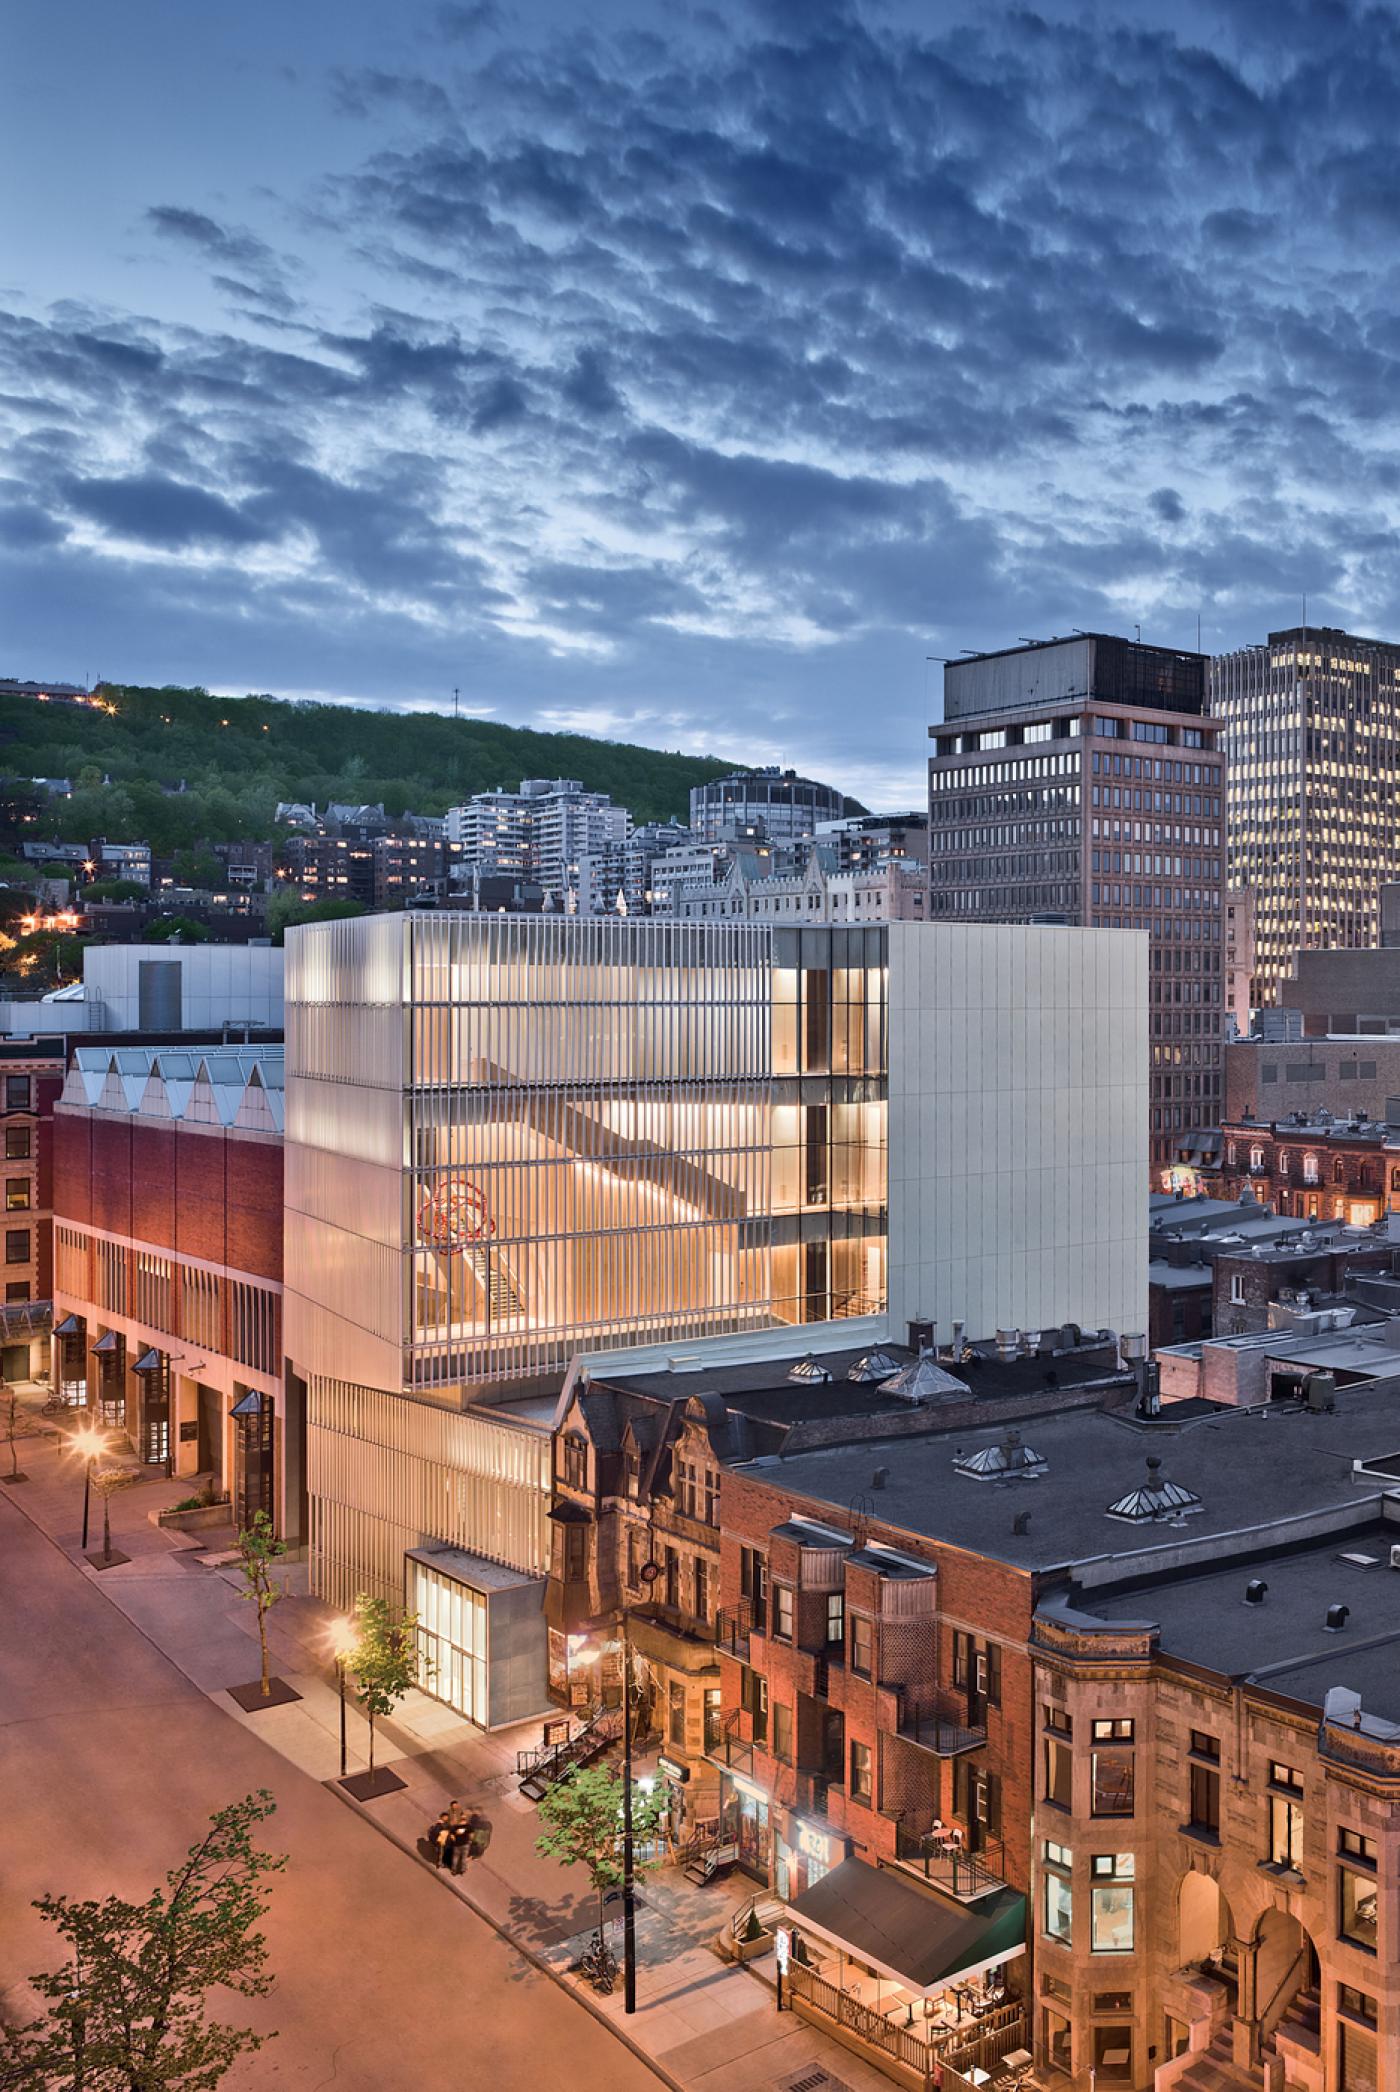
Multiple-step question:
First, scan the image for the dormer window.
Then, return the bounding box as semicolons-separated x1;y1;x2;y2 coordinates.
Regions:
560;1433;587;1489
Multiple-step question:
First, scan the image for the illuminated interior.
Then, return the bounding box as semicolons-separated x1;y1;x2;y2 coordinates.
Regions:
287;917;890;1393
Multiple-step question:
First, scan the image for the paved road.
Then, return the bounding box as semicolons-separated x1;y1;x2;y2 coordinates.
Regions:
0;1496;660;2092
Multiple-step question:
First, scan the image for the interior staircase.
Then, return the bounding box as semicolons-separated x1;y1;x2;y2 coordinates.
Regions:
465;1243;525;1320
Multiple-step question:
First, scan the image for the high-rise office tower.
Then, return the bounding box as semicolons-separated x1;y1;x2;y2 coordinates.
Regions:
1211;626;1400;1006
928;632;1226;1173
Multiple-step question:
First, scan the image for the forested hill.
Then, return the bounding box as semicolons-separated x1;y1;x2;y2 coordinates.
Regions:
0;683;737;854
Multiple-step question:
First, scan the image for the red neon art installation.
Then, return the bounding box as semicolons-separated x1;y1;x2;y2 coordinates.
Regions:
417;1178;496;1248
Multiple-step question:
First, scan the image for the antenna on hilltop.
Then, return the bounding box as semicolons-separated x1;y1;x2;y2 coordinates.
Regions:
452;685;460;722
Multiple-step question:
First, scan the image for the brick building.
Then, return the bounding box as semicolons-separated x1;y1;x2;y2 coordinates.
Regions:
1225;1037;1400;1129
0;1037;65;1378
51;1043;300;1537
697;1377;1400;2091
1031;1412;1400;2092
1215;1115;1397;1226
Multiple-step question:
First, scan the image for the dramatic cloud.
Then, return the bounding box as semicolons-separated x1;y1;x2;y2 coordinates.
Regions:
7;0;1400;803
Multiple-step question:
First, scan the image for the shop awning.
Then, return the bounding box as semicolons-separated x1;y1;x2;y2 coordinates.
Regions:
55;1314;83;1338
787;1858;1025;1996
131;1348;164;1373
91;1330;121;1356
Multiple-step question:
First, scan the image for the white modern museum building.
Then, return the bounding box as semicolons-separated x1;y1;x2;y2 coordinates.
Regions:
283;913;1146;1726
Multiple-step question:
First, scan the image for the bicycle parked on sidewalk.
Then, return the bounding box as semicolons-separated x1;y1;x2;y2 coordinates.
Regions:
578;1930;617;1995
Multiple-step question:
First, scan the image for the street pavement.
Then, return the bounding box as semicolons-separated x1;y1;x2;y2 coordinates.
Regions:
1;1418;894;2092
0;1443;661;2092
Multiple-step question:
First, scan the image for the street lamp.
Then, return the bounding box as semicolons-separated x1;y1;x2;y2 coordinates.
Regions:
69;1425;108;1551
328;1618;357;1779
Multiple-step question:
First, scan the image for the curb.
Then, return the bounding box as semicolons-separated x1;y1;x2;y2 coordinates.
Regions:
327;1779;682;2092
2;1468;677;2092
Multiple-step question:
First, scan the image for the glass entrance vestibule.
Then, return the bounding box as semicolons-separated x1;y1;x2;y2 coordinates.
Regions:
406;1545;550;1731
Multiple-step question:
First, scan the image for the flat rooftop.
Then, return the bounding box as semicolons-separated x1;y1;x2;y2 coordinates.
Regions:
602;1336;1128;1427
741;1380;1400;1576
1080;1520;1400;1722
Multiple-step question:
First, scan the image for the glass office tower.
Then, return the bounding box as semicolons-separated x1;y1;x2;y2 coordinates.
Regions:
1212;626;1400;1005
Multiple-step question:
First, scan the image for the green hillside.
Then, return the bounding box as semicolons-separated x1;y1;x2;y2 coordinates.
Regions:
0;683;738;855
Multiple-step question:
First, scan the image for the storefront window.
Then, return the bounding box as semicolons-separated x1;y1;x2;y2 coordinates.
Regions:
669;1680;686;1746
1093;2027;1133;2083
1042;2008;1071;2073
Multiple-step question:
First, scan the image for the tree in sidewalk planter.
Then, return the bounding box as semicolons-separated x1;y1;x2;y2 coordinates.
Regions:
4;1388;29;1483
91;1465;136;1564
533;1763;667;1946
0;1790;286;2092
344;1594;427;1776
233;1511;286;1698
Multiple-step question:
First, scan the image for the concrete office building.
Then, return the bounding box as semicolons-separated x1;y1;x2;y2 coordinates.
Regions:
1225;888;1255;1038
690;766;848;845
283;913;1145;1720
1212;625;1400;1007
929;633;1225;1176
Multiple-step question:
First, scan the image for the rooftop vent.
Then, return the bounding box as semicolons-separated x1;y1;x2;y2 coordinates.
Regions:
1012;1511;1032;1535
846;1347;904;1385
879;1354;972;1405
787;1353;831;1384
1244;1579;1268;1605
953;1428;1048;1483
1106;1454;1204;1524
1325;1603;1350;1633
871;1466;889;1490
907;1316;935;1354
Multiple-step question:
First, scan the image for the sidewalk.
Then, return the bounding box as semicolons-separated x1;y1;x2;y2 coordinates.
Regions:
3;1424;895;2092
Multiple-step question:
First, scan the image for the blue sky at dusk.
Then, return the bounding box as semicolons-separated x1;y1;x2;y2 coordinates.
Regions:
5;0;1400;806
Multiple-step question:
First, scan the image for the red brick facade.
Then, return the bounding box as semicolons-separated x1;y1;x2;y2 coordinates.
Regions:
717;1465;1034;1902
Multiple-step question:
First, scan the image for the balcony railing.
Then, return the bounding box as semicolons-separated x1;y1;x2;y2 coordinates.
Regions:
896;1690;988;1757
705;1707;756;1776
892;1825;1008;1903
715;1601;754;1663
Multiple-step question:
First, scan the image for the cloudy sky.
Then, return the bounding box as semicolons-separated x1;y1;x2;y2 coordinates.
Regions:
5;0;1400;806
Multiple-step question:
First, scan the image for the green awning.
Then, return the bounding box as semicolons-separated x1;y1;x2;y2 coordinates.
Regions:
788;1857;1025;1996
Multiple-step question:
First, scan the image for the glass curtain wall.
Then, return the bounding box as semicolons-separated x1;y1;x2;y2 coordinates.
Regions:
407;918;776;1387
409;1558;487;1726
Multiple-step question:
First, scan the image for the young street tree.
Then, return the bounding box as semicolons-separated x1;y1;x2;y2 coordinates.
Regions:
0;1790;286;2092
91;1465;135;1565
233;1511;286;1698
534;1763;666;1941
4;1388;29;1484
345;1594;425;1776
